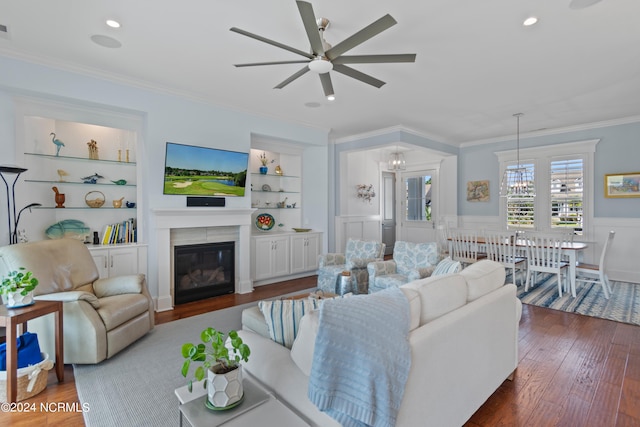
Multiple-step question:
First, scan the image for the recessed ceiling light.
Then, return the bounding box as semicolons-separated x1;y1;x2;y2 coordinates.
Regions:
90;34;122;48
523;16;538;27
106;19;121;28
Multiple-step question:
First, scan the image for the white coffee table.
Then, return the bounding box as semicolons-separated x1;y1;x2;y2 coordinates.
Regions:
176;376;310;427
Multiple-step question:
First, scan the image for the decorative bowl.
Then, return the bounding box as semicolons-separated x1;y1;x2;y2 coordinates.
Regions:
85;191;105;208
292;228;312;233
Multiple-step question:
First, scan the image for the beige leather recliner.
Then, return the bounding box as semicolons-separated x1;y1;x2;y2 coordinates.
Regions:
0;238;154;364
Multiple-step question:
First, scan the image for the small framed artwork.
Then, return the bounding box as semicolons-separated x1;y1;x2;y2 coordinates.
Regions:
467;180;490;202
604;172;640;198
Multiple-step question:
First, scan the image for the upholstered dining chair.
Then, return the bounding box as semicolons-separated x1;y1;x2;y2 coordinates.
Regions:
367;241;439;293
524;233;571;297
449;229;486;268
484;231;527;285
317;238;385;294
575;230;615;299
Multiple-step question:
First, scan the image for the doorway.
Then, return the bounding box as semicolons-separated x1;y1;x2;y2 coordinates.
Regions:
381;172;396;255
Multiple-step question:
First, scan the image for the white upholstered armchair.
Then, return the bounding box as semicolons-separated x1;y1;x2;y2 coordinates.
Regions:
316;238;386;294
0;238;154;364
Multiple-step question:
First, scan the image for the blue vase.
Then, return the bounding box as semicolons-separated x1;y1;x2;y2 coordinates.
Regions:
259;166;268;175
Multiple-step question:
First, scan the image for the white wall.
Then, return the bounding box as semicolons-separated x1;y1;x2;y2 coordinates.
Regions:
0;54;330;301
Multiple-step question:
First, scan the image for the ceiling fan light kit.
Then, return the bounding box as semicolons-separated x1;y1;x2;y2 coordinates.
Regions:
230;1;416;99
308;58;333;74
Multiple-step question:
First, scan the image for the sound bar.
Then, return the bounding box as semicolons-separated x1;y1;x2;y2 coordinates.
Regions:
186;197;226;207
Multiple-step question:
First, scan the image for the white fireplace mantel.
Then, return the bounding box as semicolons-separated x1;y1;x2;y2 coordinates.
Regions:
152;208;255;312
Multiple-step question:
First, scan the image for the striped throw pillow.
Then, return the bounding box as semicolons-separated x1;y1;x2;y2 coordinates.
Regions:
432;257;462;276
258;298;320;348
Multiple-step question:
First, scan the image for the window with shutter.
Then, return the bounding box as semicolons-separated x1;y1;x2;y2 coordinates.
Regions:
550;158;583;234
505;162;535;229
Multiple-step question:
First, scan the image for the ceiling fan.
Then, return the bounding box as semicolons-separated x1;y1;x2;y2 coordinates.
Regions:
229;1;416;100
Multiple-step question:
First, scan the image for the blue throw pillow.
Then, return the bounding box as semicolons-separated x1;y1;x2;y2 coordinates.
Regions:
432;257;462;276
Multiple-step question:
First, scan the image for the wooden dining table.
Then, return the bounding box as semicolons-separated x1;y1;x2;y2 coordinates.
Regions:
448;236;588;297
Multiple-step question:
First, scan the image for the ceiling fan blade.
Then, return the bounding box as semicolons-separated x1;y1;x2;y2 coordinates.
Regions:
234;60;310;67
296;1;325;56
333;64;386;88
325;14;397;60
333;54;416;64
230;27;314;59
274;67;310;89
319;73;334;97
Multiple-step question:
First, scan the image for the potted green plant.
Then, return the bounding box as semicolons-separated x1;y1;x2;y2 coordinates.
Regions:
1;267;39;308
180;327;251;409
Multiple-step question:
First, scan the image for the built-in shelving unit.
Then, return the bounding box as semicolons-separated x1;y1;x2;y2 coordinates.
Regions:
249;146;322;285
17;111;142;244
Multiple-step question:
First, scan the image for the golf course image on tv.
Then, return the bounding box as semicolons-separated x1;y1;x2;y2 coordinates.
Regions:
163;142;248;197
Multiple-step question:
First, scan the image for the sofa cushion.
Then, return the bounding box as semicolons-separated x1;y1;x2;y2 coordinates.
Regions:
241;305;271;339
96;293;150;331
290;309;320;376
403;274;468;325
459;260;506;302
432;257;462;276
259;298;320;348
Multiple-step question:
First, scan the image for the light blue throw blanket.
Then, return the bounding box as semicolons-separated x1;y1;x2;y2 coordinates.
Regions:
308;287;411;427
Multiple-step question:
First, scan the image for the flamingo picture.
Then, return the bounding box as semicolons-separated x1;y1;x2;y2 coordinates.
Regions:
50;132;65;156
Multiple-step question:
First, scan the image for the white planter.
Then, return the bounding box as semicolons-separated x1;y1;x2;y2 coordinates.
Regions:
1;290;34;308
207;364;244;408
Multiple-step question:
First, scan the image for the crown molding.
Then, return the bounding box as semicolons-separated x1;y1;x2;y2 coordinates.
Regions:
333;124;448;146
460;116;640;148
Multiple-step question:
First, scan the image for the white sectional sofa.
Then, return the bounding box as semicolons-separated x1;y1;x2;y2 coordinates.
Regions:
239;260;522;427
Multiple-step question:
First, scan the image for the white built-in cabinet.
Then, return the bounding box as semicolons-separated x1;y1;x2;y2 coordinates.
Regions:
13;98;148;280
88;244;148;278
251;231;322;284
252;234;291;281
290;232;321;274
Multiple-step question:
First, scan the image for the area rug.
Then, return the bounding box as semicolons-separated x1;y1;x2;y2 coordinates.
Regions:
74;288;314;427
516;274;640;326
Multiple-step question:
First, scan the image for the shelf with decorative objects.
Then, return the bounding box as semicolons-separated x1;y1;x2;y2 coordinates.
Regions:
250;149;303;235
16;112;142;245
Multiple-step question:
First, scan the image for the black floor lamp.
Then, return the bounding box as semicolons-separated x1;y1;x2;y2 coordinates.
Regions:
0;165;41;245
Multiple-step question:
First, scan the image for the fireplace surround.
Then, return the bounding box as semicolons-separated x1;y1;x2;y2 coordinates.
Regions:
152;208;254;312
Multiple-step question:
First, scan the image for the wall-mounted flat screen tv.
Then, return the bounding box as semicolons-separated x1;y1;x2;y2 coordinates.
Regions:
163;142;248;197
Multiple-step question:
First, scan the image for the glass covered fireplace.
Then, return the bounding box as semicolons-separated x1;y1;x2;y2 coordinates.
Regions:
174;241;235;305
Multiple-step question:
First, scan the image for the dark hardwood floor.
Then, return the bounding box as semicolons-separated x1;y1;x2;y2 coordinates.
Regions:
2;275;639;426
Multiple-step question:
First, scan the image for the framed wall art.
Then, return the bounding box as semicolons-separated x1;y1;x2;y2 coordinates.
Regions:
604;172;640;198
467;180;490;202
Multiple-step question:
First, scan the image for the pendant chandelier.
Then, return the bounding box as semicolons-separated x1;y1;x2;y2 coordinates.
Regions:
388;146;406;171
500;113;535;199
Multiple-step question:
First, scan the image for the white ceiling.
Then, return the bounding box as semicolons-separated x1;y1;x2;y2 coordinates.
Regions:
1;0;639;145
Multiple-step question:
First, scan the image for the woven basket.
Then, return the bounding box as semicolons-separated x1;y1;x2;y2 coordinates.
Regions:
85;190;105;208
0;353;53;402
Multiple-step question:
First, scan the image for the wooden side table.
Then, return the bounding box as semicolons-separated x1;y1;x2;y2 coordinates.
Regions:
0;300;64;402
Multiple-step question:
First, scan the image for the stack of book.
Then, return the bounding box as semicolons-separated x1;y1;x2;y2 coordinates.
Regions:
101;218;136;245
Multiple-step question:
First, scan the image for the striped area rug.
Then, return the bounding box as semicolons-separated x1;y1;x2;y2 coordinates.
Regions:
516;274;640;326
